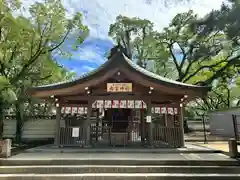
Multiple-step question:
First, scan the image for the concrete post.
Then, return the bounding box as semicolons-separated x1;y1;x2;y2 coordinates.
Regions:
0;139;11;158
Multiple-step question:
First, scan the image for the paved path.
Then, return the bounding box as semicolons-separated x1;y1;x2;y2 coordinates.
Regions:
7;152;233;161
195;142;240;153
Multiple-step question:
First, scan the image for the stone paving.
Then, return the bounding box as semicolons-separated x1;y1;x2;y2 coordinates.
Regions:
25;142;215;154
7;152;234;161
195;142;240;153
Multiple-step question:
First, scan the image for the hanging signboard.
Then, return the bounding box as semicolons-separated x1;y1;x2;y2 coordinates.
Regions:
72;128;79;137
107;83;132;92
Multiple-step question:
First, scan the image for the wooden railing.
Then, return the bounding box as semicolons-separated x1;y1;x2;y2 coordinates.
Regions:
59;126;183;148
90;125;112;143
153;126;183;148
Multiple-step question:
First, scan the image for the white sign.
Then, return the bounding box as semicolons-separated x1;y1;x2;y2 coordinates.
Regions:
72;128;79;137
146;116;152;123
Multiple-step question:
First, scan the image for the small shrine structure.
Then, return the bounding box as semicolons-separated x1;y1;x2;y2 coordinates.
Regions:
29;45;210;148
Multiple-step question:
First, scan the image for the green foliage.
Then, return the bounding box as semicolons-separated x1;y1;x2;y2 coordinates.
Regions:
109;7;240;115
0;0;88;140
0;0;87;100
109;15;159;67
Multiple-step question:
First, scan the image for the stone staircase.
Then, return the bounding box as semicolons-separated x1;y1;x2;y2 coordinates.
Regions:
0;154;240;180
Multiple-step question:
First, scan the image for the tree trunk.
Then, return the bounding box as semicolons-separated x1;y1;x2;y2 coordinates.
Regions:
0;98;4;139
15;102;23;144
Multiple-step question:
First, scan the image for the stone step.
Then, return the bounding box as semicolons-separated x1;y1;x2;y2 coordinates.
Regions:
0;165;240;174
1;158;239;166
0;173;240;180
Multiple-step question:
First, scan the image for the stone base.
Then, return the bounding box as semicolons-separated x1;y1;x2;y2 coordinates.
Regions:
0;139;11;158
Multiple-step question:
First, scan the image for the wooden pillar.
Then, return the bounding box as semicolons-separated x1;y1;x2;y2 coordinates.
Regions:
147;101;153;146
164;114;167;127
129;110;133;142
140;110;145;144
54;103;61;147
85;100;92;146
96;110;100;142
179;103;185;147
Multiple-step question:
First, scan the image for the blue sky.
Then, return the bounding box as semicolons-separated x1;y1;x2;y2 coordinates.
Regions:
22;0;224;76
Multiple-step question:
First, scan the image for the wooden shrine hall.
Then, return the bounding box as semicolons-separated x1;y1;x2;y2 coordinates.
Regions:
29;45;210;148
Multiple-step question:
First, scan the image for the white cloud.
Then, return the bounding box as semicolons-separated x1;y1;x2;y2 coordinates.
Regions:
82;65;95;71
78;48;102;62
22;0;225;39
62;0;224;38
75;65;95;75
20;0;226;75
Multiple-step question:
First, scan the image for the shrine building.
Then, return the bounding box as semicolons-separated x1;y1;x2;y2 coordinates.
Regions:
28;45;210;148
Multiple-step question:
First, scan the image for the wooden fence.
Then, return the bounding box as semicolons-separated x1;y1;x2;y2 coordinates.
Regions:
153;126;183;147
3;118;183;148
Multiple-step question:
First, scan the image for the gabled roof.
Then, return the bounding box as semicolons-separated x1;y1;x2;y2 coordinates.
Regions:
29;45;211;98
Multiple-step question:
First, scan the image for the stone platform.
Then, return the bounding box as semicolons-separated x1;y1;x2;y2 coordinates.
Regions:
1;149;240;180
24;142;221;154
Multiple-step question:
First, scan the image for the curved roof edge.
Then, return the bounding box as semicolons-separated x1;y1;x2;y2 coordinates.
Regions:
122;53;211;90
30;45;211;92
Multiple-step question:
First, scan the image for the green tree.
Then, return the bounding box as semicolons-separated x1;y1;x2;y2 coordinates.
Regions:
109;10;240;116
109;15;160;67
154;10;239;85
0;0;88;140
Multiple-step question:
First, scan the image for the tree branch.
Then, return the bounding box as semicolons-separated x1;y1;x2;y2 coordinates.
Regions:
12;26;71;84
183;59;229;83
47;28;70;52
199;55;240;86
168;43;182;78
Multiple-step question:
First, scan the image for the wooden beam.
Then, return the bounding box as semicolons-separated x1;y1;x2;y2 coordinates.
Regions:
62;95;181;101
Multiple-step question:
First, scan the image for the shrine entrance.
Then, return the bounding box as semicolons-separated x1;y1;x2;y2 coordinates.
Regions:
106;108;130;133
